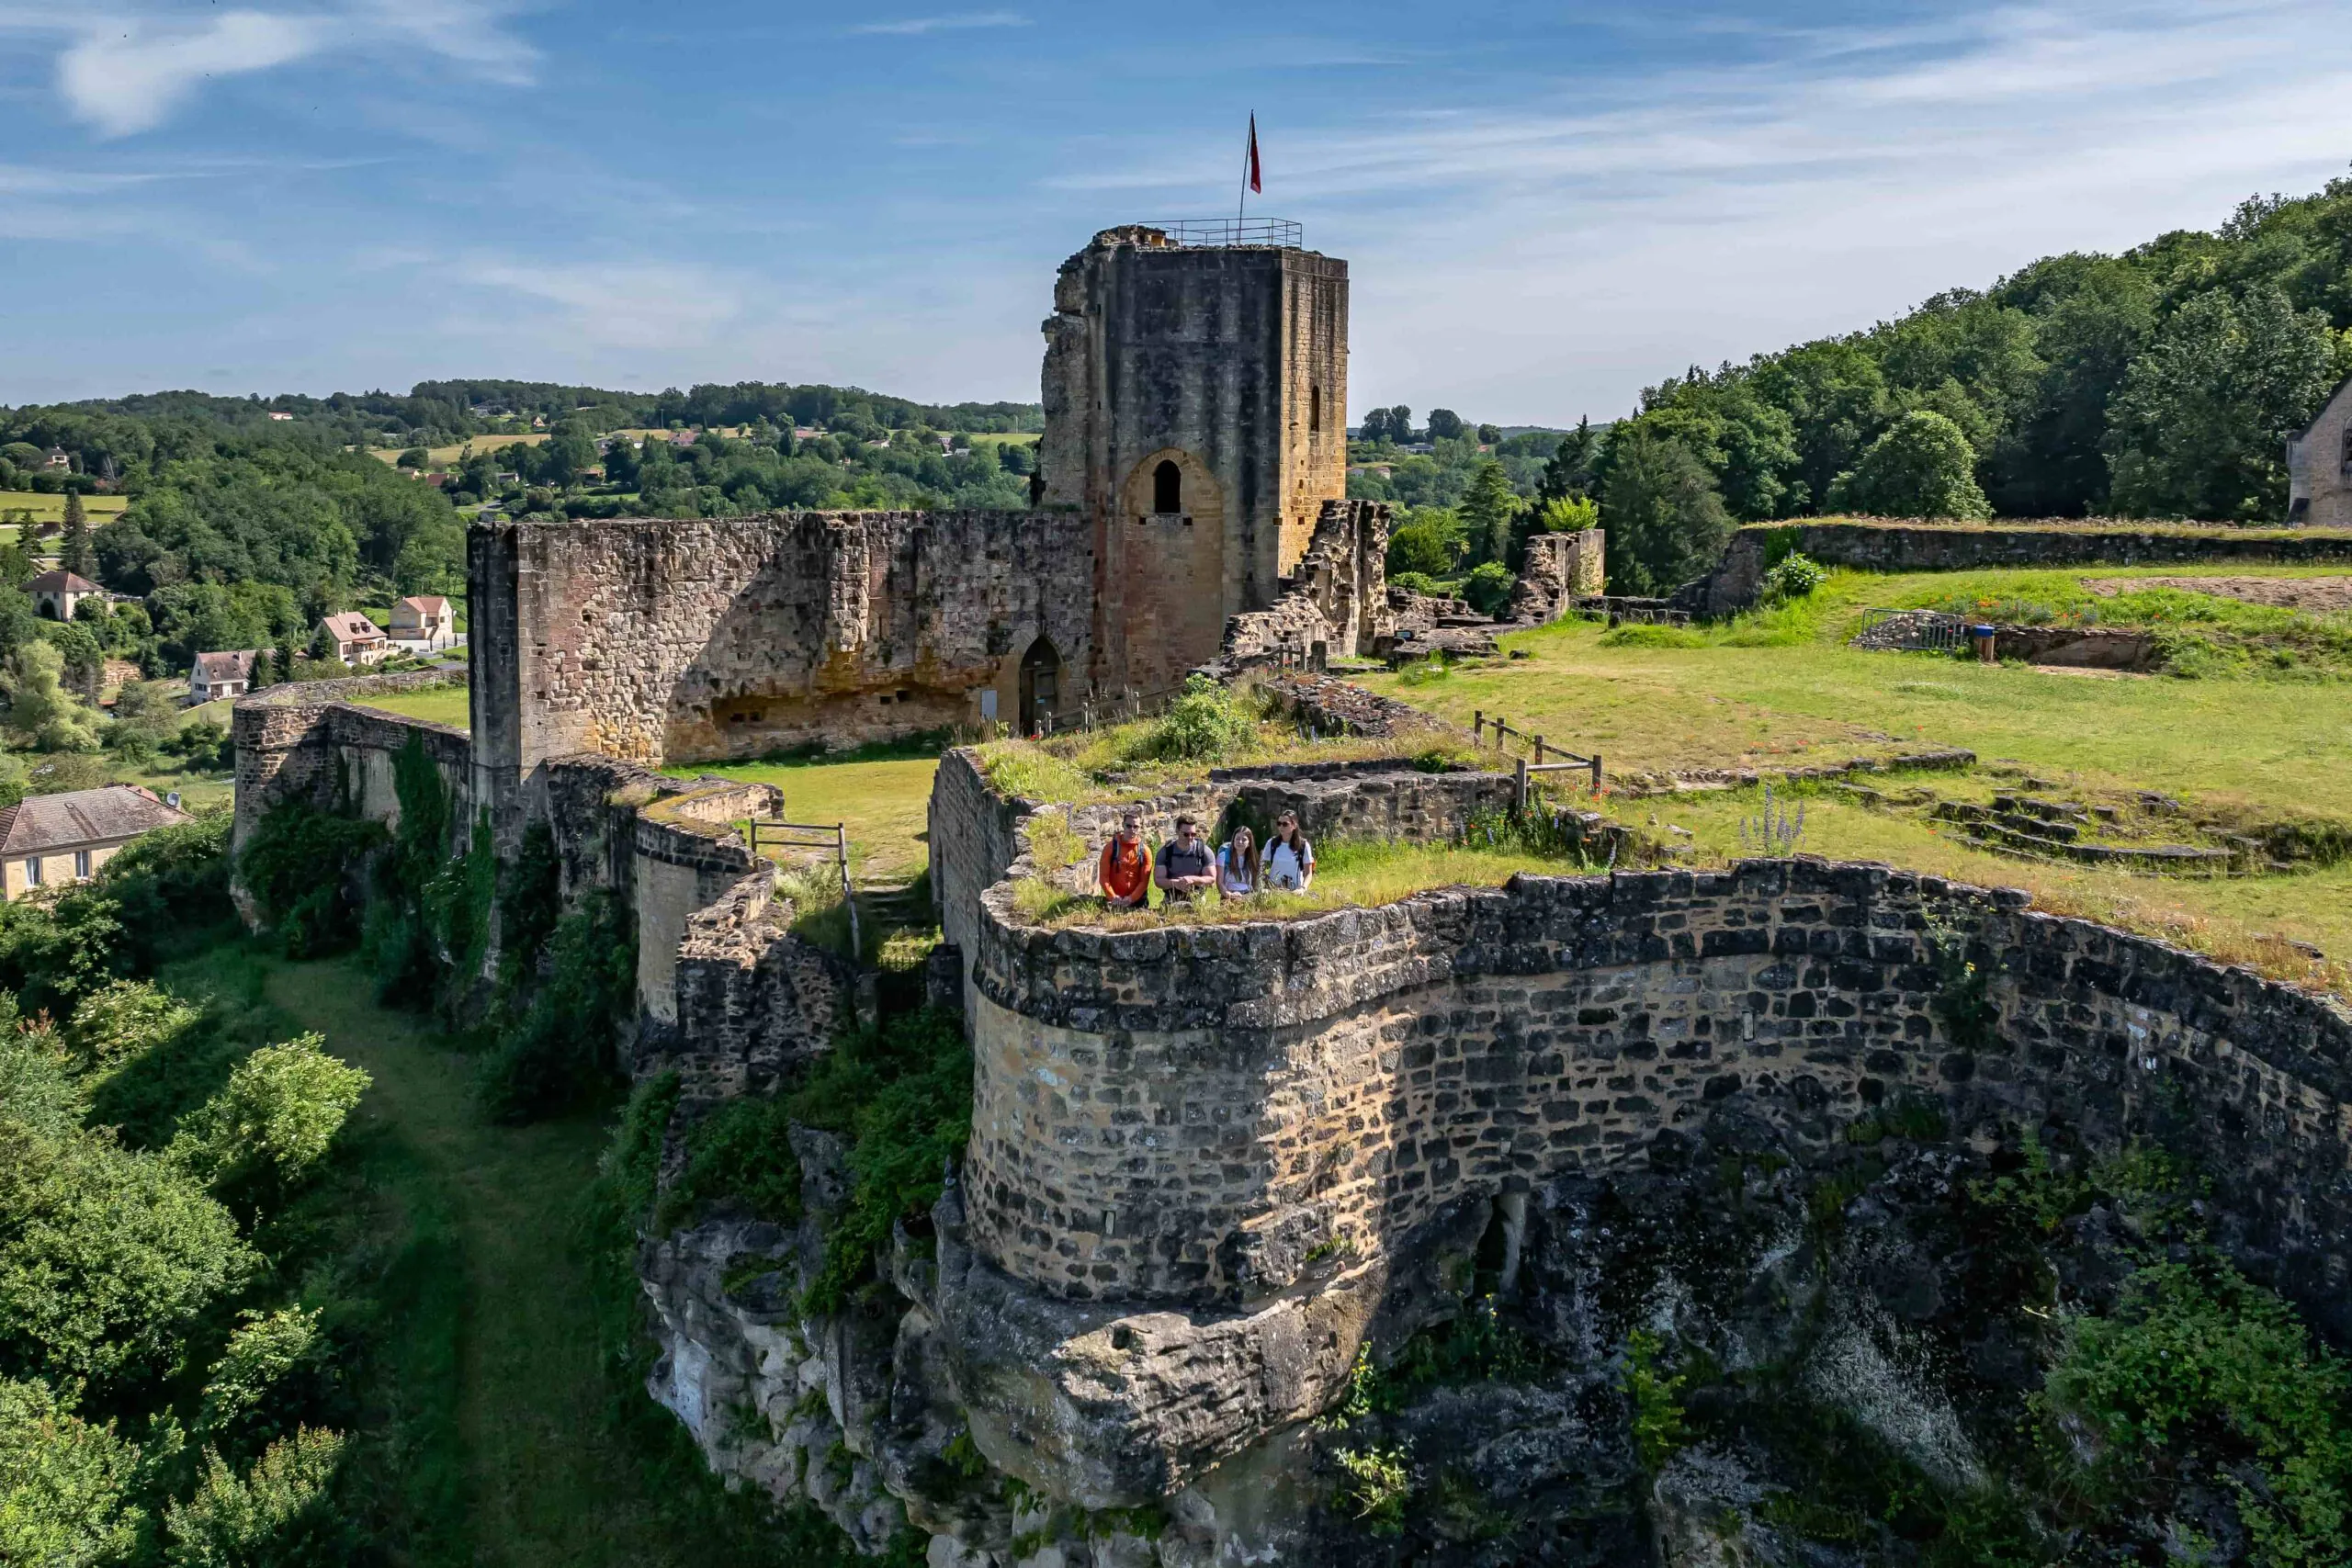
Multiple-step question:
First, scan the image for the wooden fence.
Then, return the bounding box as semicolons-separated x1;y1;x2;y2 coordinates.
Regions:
743;819;859;956
1473;710;1602;806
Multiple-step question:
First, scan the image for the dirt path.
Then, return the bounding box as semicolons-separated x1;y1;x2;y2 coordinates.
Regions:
2081;574;2352;612
265;958;716;1568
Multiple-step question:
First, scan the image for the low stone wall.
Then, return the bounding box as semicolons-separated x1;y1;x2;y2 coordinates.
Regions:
1693;520;2352;615
656;868;864;1100
957;859;2352;1328
1507;528;1605;622
1216;499;1392;671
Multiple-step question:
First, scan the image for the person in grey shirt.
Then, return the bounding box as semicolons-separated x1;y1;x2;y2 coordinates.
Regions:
1154;814;1216;903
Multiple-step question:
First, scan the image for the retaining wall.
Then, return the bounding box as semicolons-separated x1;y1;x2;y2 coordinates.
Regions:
1695;521;2352;615
944;822;2352;1330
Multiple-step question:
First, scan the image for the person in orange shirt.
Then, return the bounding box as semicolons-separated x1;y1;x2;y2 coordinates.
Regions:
1097;811;1151;909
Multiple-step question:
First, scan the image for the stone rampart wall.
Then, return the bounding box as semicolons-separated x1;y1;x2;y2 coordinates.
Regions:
231;687;473;859
955;858;2352;1331
1695;520;2352;615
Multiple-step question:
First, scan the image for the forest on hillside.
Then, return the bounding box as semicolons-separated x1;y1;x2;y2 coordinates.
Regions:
1357;174;2352;596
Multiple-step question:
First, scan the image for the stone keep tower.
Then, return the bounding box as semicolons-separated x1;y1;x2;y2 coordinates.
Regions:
1038;222;1349;696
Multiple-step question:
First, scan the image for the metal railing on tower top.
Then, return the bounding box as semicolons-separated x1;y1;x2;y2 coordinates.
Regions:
1136;218;1303;249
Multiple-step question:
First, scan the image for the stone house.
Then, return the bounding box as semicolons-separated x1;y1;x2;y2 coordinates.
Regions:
0;784;190;901
190;649;262;703
388;594;458;652
42;447;70;470
27;569;99;621
2286;374;2352;524
320;611;390;666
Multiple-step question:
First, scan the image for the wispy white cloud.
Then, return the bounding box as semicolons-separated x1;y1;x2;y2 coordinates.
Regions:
454;257;746;352
44;3;536;137
1039;0;2352;418
851;10;1029;37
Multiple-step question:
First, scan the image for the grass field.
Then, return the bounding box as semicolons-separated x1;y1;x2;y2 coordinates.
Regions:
370;434;550;468
255;954;814;1565
0;488;129;523
350;683;474;729
1357;565;2352;990
667;751;941;883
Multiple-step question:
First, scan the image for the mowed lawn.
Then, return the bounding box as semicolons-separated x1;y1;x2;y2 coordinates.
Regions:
0;489;129;523
666;753;940;883
350;684;474;729
1363;569;2352;816
1359;567;2352;986
369;434;549;467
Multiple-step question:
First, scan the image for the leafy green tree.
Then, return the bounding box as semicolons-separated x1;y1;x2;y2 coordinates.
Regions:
171;1034;370;1196
58;491;92;578
1426;408;1464;441
0;1375;143;1567
163;1427;350;1567
1826;410;1992;518
1988;258;2157;515
1476;423;1501;446
1533;495;1600;533
5;641;104;752
1462;560;1515;615
0;1114;254;1388
1750;339;1889;510
1459;459;1521;567
394;447;428;470
65;980;201;1077
1598;425;1731;594
1385;514;1464;578
2105;285;2344;520
196;1308;322;1459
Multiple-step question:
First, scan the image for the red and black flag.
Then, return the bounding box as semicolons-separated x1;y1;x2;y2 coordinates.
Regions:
1246;113;1262;194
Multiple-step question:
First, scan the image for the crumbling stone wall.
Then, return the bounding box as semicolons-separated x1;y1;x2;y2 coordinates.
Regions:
951;851;2352;1330
468;511;1096;778
1216;499;1393;671
1693;520;2352;615
1507;528;1605;622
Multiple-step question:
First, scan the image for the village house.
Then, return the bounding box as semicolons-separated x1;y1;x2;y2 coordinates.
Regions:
27;569;99;621
190;649;262;703
42;447;70;470
266;411;294;422
387;595;458;652
0;784;191;901
319;611;390;666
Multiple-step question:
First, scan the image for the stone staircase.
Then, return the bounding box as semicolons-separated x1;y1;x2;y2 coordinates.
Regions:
1929;794;2254;875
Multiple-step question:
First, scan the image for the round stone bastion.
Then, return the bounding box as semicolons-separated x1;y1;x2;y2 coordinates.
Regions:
962;856;2352;1325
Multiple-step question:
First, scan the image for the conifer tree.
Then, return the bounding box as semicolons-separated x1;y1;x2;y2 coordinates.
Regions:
59;490;94;578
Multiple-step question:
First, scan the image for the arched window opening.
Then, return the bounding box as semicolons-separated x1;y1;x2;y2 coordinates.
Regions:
1310;385;1322;434
1152;458;1182;514
1018;637;1061;734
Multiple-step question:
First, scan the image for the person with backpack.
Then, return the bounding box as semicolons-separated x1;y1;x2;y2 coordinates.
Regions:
1265;811;1315;890
1154;814;1216;904
1097;812;1151;909
1217;825;1261;897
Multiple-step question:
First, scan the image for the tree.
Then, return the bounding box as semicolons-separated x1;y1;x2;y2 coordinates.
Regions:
1358;408;1390;444
0;1376;143;1566
1459;459;1522;567
1388;405;1414;443
1987;259;2156;515
2105;286;2343;521
1463;561;1515;615
1533;495;1600;533
170;1033;371;1196
1826;410;1992;519
1385;513;1464;578
1539;417;1601;502
394;447;428;470
4;642;105;752
1750;340;1889;511
1598;425;1731;594
1476;423;1502;446
1426;409;1465;441
162;1427;351;1567
58;491;92;579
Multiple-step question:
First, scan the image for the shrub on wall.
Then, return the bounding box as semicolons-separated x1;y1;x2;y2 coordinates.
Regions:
476;889;636;1123
238;804;386;959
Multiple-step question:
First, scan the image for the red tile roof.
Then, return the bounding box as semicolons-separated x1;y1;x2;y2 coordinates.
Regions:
26;570;99;594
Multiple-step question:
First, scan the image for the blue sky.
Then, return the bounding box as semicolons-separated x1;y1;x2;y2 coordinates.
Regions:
5;1;2351;423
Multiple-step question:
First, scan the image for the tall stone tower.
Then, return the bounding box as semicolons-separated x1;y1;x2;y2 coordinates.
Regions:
1038;222;1349;697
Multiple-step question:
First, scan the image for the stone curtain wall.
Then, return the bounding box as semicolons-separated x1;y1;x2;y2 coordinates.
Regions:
957;860;2352;1328
658;865;864;1100
231;682;473;859
468;511;1095;775
1508;528;1606;622
1695;520;2352;615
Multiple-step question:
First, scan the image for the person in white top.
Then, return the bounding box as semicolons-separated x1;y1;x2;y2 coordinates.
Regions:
1217;826;1261;897
1264;811;1315;890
